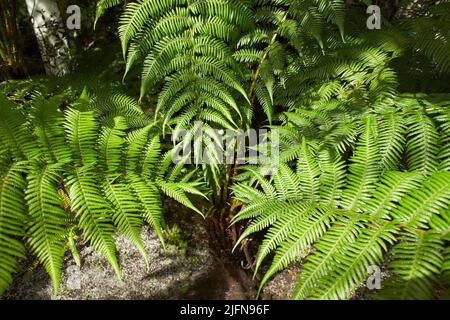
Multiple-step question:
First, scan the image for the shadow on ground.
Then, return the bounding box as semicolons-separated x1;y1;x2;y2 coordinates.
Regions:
4;226;260;300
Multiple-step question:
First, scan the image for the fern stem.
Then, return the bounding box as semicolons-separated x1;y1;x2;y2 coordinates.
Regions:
247;12;288;101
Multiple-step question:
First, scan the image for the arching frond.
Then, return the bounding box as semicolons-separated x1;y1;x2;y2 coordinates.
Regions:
0;162;27;295
25;162;68;295
374;229;444;300
67;167;121;280
95;0;124;27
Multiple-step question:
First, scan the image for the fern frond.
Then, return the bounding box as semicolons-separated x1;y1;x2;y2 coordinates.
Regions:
317;149;346;206
67;167;121;280
98;117;127;174
127;173;165;247
375;229;444;300
273;163;302;200
258;205;337;295
392;171;450;228
156;180;203;216
125;124;155;174
95;0;124;27
254;202;317;275
364;171;424;220
0;95;37;160
292;212;367;300
25;162;68;295
296;139;321;202
377;111;406;170
64;109;98;166
141;135;161;178
341;117;381;211
119;0;181;57
406;108;440;175
92;93;144;122
29;97;72;164
103;179;149;267
0;162;27;295
310;221;397;300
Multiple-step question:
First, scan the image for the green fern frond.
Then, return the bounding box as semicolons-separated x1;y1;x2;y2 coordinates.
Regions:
125;124;156;174
95;0;124;27
98;117;127;174
127;173;165;247
375;229;444;300
92;93;144;122
377;111;406;170
341;117;381;211
234;97;450;299
119;0;181;58
141;135;161;178
296;139;321;202
258;205;338;296
273;163;302;200
0;95;38;160
392;171;450;228
317;149;346;206
406;108;440;175
310;221;397;300
364;171;424;221
103;179;149;267
292;212;367;300
64;108;98;166
67;167;122;280
29;97;72;164
0;162;27;295
156;180;203;216
254;202;318;275
25;162;68;296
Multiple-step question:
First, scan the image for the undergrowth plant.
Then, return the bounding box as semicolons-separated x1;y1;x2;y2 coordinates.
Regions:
0;0;449;299
93;0;449;299
233;104;450;299
0;91;204;296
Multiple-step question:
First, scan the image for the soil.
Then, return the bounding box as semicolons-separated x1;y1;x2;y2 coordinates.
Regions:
260;266;299;300
3;201;294;300
181;261;256;300
4;226;263;300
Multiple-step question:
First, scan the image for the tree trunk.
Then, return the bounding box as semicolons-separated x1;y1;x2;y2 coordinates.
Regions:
25;0;70;76
0;0;28;80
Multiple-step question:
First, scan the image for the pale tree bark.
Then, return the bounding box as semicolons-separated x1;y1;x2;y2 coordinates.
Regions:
25;0;70;75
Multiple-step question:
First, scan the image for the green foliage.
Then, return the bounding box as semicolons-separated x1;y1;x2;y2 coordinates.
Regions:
233;113;450;299
105;0;449;136
0;159;27;294
2;0;449;300
374;229;445;300
109;0;450;300
95;0;124;27
113;0;350;129
0;92;204;296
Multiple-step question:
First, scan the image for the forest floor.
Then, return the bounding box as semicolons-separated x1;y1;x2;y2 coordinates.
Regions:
4;202;295;300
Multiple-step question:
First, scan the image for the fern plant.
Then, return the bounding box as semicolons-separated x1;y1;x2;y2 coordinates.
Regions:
275;93;450;173
97;0;351;128
62;0;450;300
232;111;450;299
0;92;205;296
95;0;350;243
